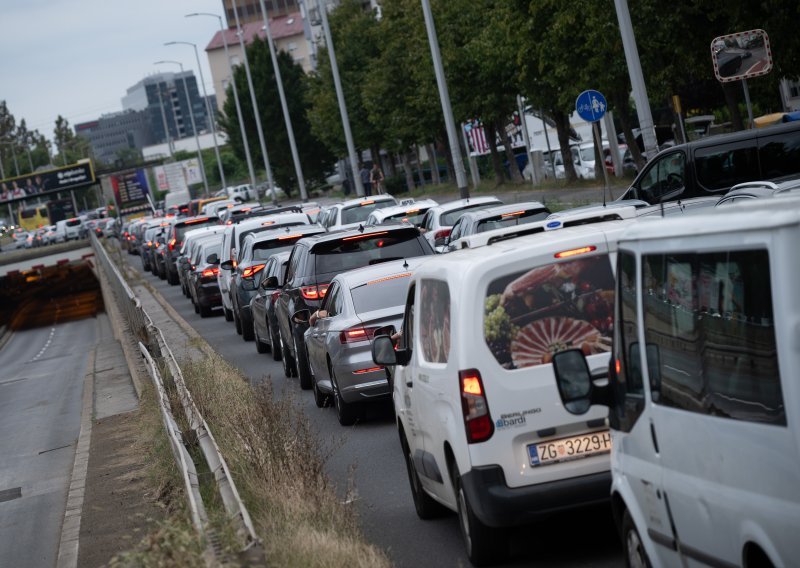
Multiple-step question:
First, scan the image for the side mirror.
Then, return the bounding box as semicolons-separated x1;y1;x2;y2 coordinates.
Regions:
552;349;596;415
372;335;398;366
292;309;310;325
262;275;279;289
206;253;219;265
220;260;234;271
374;324;396;338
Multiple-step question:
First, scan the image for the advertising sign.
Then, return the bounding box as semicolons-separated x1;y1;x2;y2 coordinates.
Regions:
711;29;772;83
0;161;96;204
153;158;203;193
110;169;151;215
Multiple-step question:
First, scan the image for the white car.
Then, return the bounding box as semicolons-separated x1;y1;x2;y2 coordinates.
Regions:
551;198;800;568
227;184;255;202
364;199;439;228
372;219;632;565
418;196;502;250
318;195;397;231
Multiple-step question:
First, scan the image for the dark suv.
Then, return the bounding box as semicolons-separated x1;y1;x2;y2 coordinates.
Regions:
165;216;220;285
275;224;434;389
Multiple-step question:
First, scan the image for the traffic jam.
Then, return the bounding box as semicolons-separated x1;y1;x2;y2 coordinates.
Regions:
117;148;799;567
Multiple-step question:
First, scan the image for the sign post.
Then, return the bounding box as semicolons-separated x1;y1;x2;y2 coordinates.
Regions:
576;89;611;203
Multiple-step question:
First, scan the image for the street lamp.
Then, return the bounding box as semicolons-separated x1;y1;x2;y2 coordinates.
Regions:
153;80;175;158
185;12;258;191
155;59;211;194
257;0;308;201
164;40;227;196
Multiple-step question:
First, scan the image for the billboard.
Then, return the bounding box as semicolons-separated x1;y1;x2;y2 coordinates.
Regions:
110;169;151;215
0;161;96;204
711;29;773;83
153;158;203;194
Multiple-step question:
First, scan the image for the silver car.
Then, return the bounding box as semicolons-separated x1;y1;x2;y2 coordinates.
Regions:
297;257;429;425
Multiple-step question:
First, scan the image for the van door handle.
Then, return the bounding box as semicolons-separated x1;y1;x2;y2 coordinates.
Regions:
650;422;660;454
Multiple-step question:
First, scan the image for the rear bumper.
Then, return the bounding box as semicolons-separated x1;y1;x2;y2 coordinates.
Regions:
196;282;221;307
460;466;611;528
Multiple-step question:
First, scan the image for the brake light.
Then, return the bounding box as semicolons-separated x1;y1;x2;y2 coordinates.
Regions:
615;358;621;375
500;210;525;218
339;326;379;344
184;218;210;225
343;231;388;241
300;283;329;301
434;228;451;240
278;234;303;240
201;267;219;278
460;369;493;444
360;200;375;206
146;241;152;247
365;272;412;286
261;221;275;226
271;290;281;303
406;208;420;214
242;263;266;279
554;245;596;259
169;238;177;251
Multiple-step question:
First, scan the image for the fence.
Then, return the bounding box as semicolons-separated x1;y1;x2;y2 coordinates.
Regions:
91;234;261;564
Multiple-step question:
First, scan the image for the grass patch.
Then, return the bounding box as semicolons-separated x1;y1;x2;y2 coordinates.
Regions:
181;354;390;568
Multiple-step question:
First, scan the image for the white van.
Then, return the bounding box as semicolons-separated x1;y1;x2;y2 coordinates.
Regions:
55;217;83;242
550;200;800;568
371;220;632;565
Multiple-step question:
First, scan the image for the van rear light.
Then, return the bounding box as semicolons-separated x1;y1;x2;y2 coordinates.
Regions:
554;245;596;259
459;369;494;444
169;238;177;251
434;228;451;241
300;283;329;300
339;326;379;344
242;263;266;279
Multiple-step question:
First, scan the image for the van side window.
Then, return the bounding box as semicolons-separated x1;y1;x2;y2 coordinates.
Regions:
401;284;416;352
759;131;800;179
419;279;451;364
695;144;759;191
642;250;784;425
636;151;686;203
609;251;645;433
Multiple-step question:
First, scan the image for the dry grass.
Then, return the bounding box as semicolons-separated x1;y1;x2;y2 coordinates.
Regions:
181;354;390;568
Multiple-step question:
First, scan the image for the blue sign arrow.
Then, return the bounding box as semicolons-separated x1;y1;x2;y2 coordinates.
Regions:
575;90;607;122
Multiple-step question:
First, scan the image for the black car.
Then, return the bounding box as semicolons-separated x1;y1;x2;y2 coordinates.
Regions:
188;236;224;317
250;251;291;357
275;224;435;389
165;216;220;285
224;224;326;341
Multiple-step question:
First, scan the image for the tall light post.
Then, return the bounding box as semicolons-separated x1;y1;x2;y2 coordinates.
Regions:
154;83;175;158
318;0;364;196
155;59;211;194
165;41;226;196
229;0;278;204
257;0;308;201
186;12;258;190
420;0;469;198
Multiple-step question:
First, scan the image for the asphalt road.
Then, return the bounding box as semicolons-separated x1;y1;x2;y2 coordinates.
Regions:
132;257;623;567
0;318;97;567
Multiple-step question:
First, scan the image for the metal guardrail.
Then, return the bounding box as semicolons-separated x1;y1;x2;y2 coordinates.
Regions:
91;235;261;561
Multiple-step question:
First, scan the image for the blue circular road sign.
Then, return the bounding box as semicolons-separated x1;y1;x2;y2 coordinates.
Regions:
575;90;607;122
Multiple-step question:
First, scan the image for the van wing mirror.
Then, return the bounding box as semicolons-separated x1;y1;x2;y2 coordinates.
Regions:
261;275;279;289
372;335;400;366
552;349;606;415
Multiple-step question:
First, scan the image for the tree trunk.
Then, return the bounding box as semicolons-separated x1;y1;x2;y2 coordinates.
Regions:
385;152;397;178
498;122;523;183
722;82;745;131
427;142;441;184
614;91;645;169
400;150;416;192
553;110;577;182
486;120;506;185
414;144;426;186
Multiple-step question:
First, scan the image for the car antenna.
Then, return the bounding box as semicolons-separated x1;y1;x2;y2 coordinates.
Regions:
358;223;365;233
403;258;409;269
660;200;665;218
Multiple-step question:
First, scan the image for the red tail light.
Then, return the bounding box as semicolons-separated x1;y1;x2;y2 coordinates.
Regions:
201;267;219;278
460;369;493;444
300;283;329;301
146;241;152;247
241;263;266;279
169;238;177;251
339;326;379;344
434;228;451;241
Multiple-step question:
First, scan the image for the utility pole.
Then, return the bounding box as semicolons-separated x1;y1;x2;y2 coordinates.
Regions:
155;85;174;158
613;0;658;159
420;0;469;198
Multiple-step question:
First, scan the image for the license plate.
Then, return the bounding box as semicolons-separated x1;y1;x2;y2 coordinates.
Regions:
528;431;612;466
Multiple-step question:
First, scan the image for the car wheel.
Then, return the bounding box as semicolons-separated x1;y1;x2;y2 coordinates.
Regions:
456;472;504;566
224;307;233;322
292;327;313;390
332;369;358;426
268;319;281;361
241;312;254;341
401;433;446;519
255;323;268;353
622;510;650;568
279;329;297;378
313;366;331;408
233;308;243;335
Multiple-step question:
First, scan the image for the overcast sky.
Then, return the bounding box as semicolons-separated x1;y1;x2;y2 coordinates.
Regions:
0;0;230;141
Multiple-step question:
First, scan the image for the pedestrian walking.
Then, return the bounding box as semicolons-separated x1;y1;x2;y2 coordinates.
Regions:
359;163;372;196
370;162;385;195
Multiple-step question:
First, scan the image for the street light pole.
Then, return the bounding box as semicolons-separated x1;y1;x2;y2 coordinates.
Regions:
613;0;658;159
318;0;363;196
155;61;210;195
165;41;226;195
154;84;174;158
257;0;308;201
419;0;469;198
186;13;258;191
230;0;278;204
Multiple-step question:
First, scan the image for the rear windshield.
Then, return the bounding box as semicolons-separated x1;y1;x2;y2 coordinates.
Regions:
476;209;550;233
66;219;81;227
238;222;305;249
382;209;430;226
484;254;614;369
351;274;412;313
176;219;217;242
341;201;395;225
314;231;429;275
440;203;499;226
252;240;299;261
200;242;222;264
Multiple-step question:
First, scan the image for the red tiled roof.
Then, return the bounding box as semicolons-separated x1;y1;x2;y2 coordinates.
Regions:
205;12;304;51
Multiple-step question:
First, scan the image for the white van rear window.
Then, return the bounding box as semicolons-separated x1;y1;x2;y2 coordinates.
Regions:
485;255;614;369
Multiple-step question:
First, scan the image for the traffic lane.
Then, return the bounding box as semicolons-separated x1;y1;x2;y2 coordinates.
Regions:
0;318;97;568
135;262;622;567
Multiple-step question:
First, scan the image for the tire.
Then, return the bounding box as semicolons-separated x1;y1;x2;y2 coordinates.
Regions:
194;301;200;314
293;327;313;390
268;319;282;361
332;369;358;426
313;366;331;408
241;312;254;341
622;510;650;568
255;323;268;353
233;308;243;335
224;307;234;322
456;472;505;566
280;329;297;378
401;433;446;519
